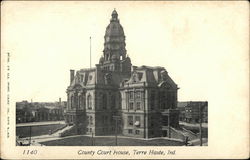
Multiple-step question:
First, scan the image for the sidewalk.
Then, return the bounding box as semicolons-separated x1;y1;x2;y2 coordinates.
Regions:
16;121;65;127
18;133;185;145
189;138;208;146
180;121;208;128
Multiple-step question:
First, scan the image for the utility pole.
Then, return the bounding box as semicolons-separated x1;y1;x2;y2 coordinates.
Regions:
113;115;120;146
168;111;171;138
29;126;32;145
115;119;118;146
199;105;203;146
91;132;94;146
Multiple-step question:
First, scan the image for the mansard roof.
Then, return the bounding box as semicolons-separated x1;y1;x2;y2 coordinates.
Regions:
124;65;178;89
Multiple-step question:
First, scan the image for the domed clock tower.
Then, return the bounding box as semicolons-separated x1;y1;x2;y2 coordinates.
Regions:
99;9;131;74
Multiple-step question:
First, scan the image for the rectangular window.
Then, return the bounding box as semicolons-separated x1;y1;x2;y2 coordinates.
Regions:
135;91;141;99
80;75;84;82
136;102;141;110
89;128;92;132
129;102;133;110
151;91;155;110
128;116;133;126
128;129;133;134
87;116;89;124
89;116;93;125
135;130;140;135
135;116;140;127
129;92;134;99
103;116;108;124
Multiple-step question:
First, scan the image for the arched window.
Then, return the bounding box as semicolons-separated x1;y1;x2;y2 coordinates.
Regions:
111;95;115;109
118;92;122;109
87;95;92;110
82;94;86;109
167;91;171;109
75;95;78;109
151;91;155;110
78;95;82;109
160;91;166;109
103;94;107;109
71;95;74;109
89;116;93;125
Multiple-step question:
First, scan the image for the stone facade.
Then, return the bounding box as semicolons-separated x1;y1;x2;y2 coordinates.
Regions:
65;10;179;138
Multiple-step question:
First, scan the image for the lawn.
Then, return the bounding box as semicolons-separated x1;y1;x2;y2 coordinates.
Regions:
40;136;184;146
16;124;66;138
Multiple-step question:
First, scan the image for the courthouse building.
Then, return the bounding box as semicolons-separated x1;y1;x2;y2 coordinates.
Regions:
65;10;179;138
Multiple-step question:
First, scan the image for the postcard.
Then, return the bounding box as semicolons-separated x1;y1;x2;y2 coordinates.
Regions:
1;1;249;159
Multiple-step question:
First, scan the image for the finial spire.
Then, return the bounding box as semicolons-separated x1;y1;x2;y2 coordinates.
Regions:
111;9;118;20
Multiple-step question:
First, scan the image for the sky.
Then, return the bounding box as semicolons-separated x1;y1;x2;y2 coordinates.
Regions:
2;1;249;103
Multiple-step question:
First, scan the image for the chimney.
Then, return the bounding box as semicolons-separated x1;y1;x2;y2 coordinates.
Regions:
70;70;75;84
131;66;137;72
59;97;61;105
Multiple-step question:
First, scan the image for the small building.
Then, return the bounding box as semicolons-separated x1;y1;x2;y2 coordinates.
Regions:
16;106;34;123
178;101;208;123
177;102;188;121
16;99;67;123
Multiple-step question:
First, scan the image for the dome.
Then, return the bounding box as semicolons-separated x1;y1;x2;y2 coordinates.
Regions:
105;22;124;37
105;9;125;37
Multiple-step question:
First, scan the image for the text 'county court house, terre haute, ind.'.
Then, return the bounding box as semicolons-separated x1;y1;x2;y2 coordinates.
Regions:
65;10;180;138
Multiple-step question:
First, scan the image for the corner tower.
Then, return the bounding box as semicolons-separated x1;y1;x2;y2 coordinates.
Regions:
99;9;131;73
